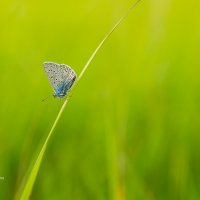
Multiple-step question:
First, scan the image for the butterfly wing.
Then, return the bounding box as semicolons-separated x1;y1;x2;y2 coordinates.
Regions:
43;62;77;94
60;64;77;86
43;62;61;92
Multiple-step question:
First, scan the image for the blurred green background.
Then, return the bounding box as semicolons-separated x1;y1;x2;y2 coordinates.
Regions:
0;0;200;199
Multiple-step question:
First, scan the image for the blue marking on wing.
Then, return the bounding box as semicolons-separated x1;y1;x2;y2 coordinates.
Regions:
55;83;65;97
54;77;76;98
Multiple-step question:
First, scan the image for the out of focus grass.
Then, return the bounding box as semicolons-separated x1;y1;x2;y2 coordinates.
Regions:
17;2;142;199
0;0;200;199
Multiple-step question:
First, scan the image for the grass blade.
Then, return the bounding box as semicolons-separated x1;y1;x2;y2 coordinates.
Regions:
17;1;141;199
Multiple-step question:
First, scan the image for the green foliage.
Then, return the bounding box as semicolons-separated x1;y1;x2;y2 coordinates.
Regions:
16;2;141;199
0;0;200;200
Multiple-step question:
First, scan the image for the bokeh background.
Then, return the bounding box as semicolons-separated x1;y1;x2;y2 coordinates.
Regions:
0;0;200;199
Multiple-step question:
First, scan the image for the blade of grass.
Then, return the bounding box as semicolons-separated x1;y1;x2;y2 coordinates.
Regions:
17;0;141;199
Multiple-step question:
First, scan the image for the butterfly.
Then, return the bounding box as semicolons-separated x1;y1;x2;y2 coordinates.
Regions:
43;62;77;99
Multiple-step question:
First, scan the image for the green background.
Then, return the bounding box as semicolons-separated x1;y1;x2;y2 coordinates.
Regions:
0;0;200;199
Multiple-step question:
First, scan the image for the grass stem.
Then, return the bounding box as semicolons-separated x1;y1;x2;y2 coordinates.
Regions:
17;1;141;199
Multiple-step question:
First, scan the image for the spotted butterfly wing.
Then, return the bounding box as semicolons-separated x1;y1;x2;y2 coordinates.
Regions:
43;62;77;98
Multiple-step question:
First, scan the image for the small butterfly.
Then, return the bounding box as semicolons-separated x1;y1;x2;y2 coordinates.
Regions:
43;62;77;99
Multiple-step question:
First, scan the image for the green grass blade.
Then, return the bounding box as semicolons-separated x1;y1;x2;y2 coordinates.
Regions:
17;1;141;199
76;0;141;83
17;100;68;200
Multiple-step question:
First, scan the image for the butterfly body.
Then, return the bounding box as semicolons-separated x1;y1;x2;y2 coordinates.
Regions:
43;62;77;98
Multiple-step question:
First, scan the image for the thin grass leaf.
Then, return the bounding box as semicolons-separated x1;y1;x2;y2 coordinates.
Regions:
17;1;141;199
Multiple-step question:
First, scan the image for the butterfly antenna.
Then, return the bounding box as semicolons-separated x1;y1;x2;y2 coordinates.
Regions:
42;94;53;102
